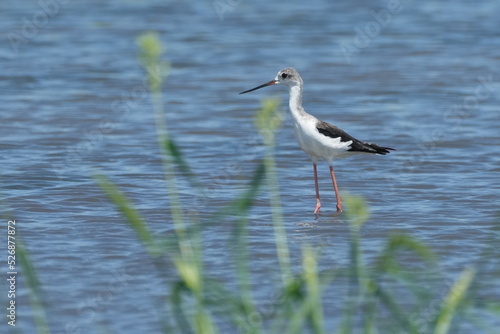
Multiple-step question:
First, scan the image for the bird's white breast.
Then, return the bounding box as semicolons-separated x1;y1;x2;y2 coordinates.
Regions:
286;85;356;164
291;114;354;164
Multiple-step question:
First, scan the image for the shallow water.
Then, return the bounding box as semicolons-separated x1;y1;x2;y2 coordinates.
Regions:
1;0;499;332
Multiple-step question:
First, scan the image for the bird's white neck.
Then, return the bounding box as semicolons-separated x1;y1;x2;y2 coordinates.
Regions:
288;84;307;121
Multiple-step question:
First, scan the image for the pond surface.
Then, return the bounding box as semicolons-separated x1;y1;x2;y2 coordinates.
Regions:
1;0;499;333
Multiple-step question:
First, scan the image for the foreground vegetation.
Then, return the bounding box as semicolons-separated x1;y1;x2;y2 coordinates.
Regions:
17;32;499;334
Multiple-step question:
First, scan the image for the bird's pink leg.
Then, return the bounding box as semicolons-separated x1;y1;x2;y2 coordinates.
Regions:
313;163;321;213
329;165;343;212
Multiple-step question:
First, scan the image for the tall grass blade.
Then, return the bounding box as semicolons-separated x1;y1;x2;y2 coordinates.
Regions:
344;194;369;232
284;246;326;334
137;32;218;334
137;31;169;93
171;281;194;334
339;194;369;334
302;246;325;334
93;174;159;256
372;282;418;332
16;238;51;334
216;161;266;217
164;137;200;188
255;98;291;285
229;163;266;328
433;267;475;334
376;234;434;274
136;32;186;237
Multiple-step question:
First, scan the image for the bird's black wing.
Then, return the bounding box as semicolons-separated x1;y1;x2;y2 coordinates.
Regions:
316;120;395;155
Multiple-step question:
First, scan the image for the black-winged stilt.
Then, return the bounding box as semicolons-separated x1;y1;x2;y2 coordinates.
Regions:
240;67;394;213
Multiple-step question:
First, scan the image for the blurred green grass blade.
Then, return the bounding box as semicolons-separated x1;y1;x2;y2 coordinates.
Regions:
285;302;307;334
93;174;159;256
136;32;186;236
433;267;475;334
212;161;265;308
281;250;329;334
137;31;164;61
136;31;170;92
17;238;51;334
254;98;283;137
137;31;215;333
264;151;291;283
344;194;369;231
302;246;325;334
171;281;194;334
203;281;263;334
229;163;266;320
285;249;324;334
340;194;369;333
373;282;418;332
280;278;306;333
213;161;265;300
362;279;378;334
254;98;291;284
173;256;203;294
164;137;200;188
205;162;268;331
193;312;218;334
345;194;368;283
172;246;216;333
171;279;218;334
377;234;435;273
375;234;437;306
233;160;266;212
214;161;265;217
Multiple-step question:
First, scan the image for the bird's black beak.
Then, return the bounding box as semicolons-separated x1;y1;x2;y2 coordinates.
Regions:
239;80;277;94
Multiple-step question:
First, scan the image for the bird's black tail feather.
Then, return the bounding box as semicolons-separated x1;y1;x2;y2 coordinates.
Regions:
348;139;395;155
364;142;395;155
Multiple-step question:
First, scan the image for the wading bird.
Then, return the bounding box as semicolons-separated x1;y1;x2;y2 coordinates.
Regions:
240;67;394;213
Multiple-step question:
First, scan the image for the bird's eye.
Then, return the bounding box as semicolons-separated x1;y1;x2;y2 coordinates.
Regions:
281;73;288;79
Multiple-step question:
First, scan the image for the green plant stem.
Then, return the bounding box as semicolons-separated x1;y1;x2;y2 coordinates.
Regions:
151;91;186;235
137;32;216;333
264;142;291;285
434;267;475;334
17;239;51;334
303;246;325;334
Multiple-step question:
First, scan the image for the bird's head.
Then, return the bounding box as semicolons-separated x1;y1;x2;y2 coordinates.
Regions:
239;67;302;94
275;67;302;88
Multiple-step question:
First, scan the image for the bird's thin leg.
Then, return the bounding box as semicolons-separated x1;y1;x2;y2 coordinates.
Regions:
313;163;321;213
329;165;343;212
